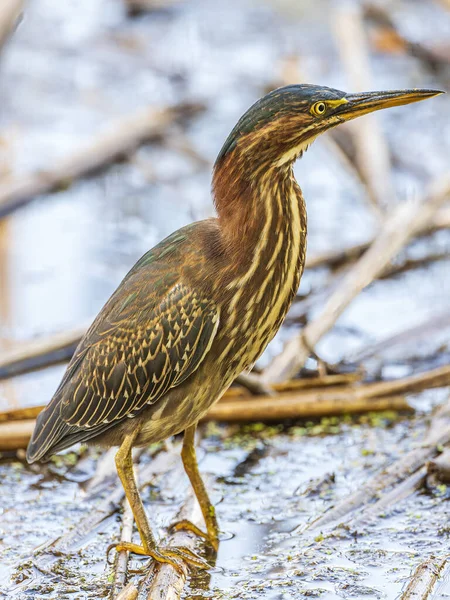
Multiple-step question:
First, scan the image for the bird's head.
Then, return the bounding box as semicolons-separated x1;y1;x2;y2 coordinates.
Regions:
215;84;443;170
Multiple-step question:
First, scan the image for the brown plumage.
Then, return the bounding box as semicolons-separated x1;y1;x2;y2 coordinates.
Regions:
27;84;442;571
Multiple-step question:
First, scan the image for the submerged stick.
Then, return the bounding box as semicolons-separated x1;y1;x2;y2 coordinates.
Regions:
0;325;86;380
113;499;135;598
400;555;448;600
264;176;450;383
0;102;202;219
304;396;450;533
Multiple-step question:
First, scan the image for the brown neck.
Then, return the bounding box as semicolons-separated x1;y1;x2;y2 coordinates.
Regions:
211;148;308;370
212;149;306;263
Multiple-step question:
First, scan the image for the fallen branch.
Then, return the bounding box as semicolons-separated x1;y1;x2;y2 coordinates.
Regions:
0;0;22;51
203;393;410;423
0;373;360;426
263;176;450;383
4;364;450;448
303;395;450;533
333;4;395;215
400;555;448;600
210;365;449;422
0;102;202;219
0;405;46;422
2;396;407;450
113;499;135;599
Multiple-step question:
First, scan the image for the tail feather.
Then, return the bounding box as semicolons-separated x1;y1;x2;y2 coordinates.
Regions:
26;399;70;463
27;397;119;463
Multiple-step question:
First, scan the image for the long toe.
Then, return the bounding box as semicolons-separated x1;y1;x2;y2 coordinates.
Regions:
170;518;219;551
156;545;210;571
110;541;210;573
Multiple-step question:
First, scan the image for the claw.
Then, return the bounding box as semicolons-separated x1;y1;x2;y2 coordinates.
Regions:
107;540;210;573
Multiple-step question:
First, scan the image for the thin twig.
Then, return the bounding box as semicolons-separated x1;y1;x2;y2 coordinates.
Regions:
234;372;275;395
0;102;203;219
332;4;394;215
379;250;450;280
263;176;450;383
232;372;362;397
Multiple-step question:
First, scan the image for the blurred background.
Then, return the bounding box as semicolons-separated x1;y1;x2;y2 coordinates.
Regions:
0;0;449;598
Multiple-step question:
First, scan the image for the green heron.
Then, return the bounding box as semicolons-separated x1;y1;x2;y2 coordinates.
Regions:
27;84;440;571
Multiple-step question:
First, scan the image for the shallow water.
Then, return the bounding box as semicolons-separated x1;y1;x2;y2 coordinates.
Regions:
0;0;449;598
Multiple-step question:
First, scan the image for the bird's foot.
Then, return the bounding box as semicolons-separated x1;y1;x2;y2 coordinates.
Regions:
170;518;219;551
109;541;210;573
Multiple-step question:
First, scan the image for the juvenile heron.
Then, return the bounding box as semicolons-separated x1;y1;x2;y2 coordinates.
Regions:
27;84;441;571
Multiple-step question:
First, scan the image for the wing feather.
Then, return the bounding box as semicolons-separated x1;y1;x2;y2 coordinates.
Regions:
27;282;219;462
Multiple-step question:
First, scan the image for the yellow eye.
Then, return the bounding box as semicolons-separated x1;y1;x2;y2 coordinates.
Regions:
311;101;327;117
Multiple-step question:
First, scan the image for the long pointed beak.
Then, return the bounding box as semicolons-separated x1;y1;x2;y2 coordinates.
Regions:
338;88;444;121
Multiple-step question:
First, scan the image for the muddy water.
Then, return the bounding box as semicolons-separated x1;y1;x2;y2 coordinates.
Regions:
0;0;449;598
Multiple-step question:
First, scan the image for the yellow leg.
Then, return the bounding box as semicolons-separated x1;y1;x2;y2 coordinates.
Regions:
113;428;209;572
171;424;220;551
